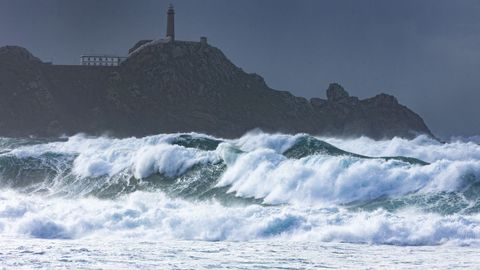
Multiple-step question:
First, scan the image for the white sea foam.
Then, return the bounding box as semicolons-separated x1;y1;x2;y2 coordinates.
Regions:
5;133;219;179
321;135;480;163
1;190;479;246
232;131;301;154
1;132;480;247
217;146;480;204
450;135;480;144
72;143;218;179
2;132;480;205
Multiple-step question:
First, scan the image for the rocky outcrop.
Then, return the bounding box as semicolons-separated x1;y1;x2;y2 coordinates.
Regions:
0;42;434;139
0;46;41;63
326;83;349;102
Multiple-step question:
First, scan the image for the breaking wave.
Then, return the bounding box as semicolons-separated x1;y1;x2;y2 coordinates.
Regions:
1;131;480;245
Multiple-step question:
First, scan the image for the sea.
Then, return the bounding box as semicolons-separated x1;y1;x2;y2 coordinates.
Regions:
0;132;479;269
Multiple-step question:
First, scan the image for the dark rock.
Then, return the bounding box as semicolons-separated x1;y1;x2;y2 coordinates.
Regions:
0;43;435;139
326;83;349;102
368;93;399;106
310;98;327;107
0;46;41;63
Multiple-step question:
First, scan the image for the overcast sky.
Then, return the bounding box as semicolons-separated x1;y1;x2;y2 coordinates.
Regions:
1;0;479;138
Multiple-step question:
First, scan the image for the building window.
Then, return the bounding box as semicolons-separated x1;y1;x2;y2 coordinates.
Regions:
80;55;125;66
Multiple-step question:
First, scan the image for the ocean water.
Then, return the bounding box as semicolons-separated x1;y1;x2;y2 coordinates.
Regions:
1;132;480;269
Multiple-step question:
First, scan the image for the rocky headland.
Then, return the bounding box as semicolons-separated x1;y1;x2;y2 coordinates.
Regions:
0;41;433;139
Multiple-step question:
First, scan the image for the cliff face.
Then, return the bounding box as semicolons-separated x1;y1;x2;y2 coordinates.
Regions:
0;42;434;139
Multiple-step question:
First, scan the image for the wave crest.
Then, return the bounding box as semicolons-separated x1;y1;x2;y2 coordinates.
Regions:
0;132;479;208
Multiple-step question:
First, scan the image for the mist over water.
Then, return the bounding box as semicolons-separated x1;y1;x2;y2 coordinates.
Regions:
1;131;480;249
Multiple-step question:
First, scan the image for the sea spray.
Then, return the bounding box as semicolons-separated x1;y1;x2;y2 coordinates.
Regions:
1;191;480;245
0;132;480;245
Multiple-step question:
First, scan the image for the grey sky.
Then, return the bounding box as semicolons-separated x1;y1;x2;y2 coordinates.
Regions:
1;0;479;138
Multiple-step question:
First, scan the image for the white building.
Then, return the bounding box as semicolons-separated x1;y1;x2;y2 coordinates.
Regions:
80;55;127;66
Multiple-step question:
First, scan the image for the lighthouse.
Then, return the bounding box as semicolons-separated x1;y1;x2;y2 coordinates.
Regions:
166;4;175;41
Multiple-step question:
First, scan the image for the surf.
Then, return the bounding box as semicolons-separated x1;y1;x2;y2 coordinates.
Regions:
1;131;480;245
